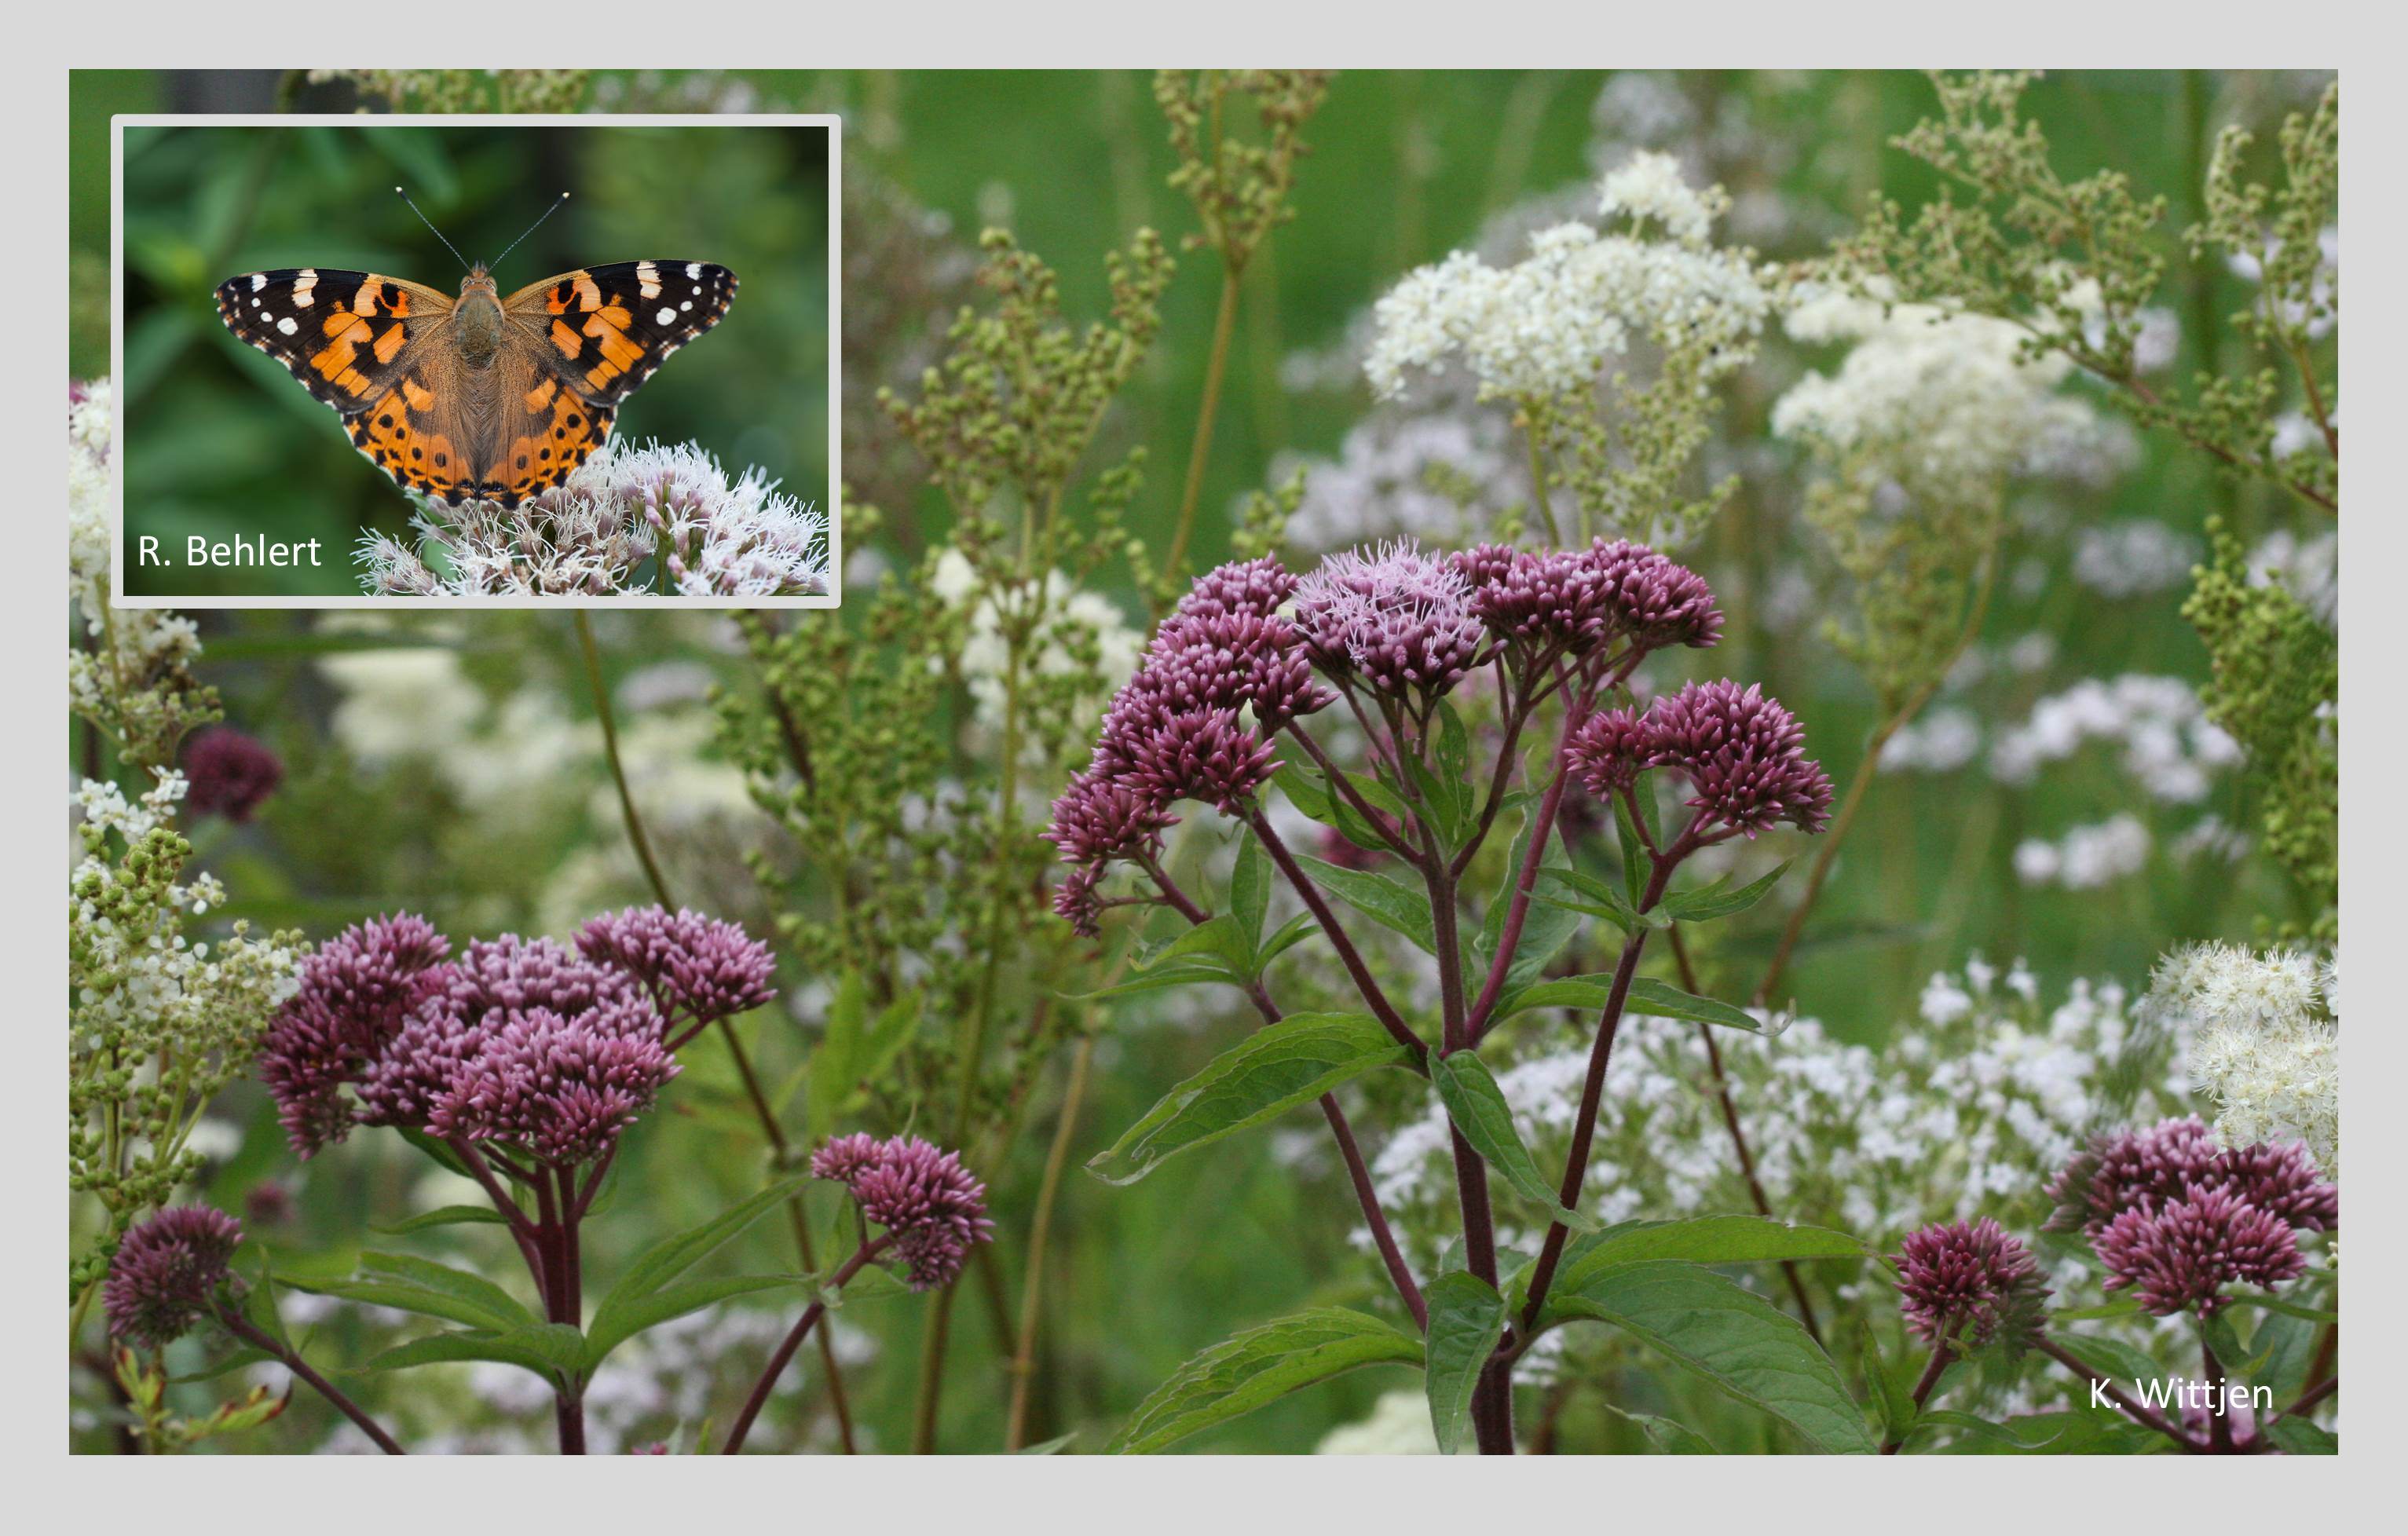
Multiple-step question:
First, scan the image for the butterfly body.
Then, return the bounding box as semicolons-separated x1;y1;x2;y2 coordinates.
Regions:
217;258;736;508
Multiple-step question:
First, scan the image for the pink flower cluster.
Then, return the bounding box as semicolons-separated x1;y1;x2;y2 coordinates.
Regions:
2045;1118;2337;1317
809;1133;995;1290
1044;539;1729;934
258;907;776;1166
182;726;284;823
1568;679;1834;839
104;1205;243;1351
1891;1216;2048;1352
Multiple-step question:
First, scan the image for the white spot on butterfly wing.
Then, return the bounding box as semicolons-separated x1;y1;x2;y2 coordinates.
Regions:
686;262;701;278
656;306;676;325
276;316;298;336
250;272;268;292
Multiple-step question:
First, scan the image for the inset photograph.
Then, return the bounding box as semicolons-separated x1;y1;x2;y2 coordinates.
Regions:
113;115;836;602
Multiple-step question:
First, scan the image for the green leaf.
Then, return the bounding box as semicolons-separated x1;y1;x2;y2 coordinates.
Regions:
360;1322;587;1380
1274;763;1334;821
1658;861;1792;925
1601;1403;1719;1454
2220;1292;2338;1324
1912;1408;2156;1454
1060;966;1241;1001
1107;1308;1423;1454
1612;793;1649;906
1088;1013;1418;1185
394;1125;474;1179
1016;1432;1078;1455
584;1274;799;1372
371;1205;509;1237
283;1252;536;1334
2265;1414;2338;1454
1428;1051;1597;1232
1132;913;1253;975
1534;866;1649;936
1231;833;1270;953
1550;1216;1868;1296
806;972;868;1136
1549;1261;1876;1454
1625;977;1778;1034
1291;855;1437;953
1422;1272;1507;1454
612;1179;803;1301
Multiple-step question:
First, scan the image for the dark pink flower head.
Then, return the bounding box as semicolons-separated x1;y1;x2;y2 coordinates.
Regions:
1893;1217;2048;1353
1642;680;1832;837
1292;541;1484;697
1140;608;1335;726
1052;864;1105;937
2095;1186;2305;1316
811;1134;995;1291
1565;707;1655;796
2206;1142;2339;1233
182;727;284;822
426;998;679;1166
1177;556;1300;621
105;1205;243;1351
1044;771;1178;869
448;933;640;1018
2044;1118;2222;1236
353;995;497;1134
258;914;454;1157
1114;706;1280;814
576;906;778;1033
1451;543;1613;655
1583;539;1723;650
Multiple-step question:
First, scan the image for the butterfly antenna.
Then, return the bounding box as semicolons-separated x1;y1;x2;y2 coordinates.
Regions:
393;186;474;274
490;192;572;273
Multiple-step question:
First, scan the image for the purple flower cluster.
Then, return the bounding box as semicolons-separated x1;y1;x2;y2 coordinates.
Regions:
1568;680;1834;838
1450;538;1724;658
104;1205;243;1351
2044;1119;2336;1317
1293;540;1485;695
258;907;775;1166
809;1133;995;1291
576;905;778;1042
1891;1217;2048;1352
182;726;284;822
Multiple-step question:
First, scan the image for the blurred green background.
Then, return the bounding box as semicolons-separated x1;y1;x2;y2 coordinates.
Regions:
68;69;2324;1454
102;109;827;596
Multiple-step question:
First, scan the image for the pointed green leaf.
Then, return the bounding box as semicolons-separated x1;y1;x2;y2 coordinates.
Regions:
600;1179;806;1314
1088;1013;1418;1185
1659;861;1792;925
1625;977;1780;1034
1231;833;1270;952
359;1322;587;1380
1548;1260;1876;1454
1602;1402;1720;1453
1422;1271;1507;1454
1429;1051;1598;1232
371;1205;509;1237
283;1252;536;1333
1107;1308;1423;1454
1292;856;1437;954
584;1273;800;1372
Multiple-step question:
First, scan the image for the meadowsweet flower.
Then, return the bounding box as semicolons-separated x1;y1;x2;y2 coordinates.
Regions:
809;1134;994;1290
1633;680;1833;837
2144;942;2339;1173
1365;167;1766;404
1292;541;1484;697
181;727;284;822
930;548;1146;738
2094;1186;2305;1316
1893;1217;2048;1351
575;905;778;1034
105;1206;243;1350
1989;675;2241;804
2013;814;2153;890
1775;284;2111;501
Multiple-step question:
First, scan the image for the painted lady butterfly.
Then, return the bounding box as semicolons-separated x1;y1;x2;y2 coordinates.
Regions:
217;253;736;508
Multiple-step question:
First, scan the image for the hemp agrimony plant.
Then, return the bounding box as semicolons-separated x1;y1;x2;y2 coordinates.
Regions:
100;905;994;1455
1048;537;1874;1454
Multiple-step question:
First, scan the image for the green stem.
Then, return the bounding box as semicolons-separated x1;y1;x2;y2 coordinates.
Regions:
1005;1033;1092;1450
574;612;675;909
1160;263;1242;595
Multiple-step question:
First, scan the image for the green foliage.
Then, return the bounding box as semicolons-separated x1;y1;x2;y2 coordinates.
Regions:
1419;1272;1507;1454
2182;523;2337;936
1106;1307;1423;1454
1155;70;1332;273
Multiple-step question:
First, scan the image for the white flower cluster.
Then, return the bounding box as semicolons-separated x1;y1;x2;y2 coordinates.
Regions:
1773;283;2110;503
1364;157;1768;402
1989;675;2241;803
70;770;303;1062
1314;1389;1455;1454
2248;527;2338;627
1272;411;1543;555
2073;519;2198;599
1366;959;2183;1267
360;439;828;598
2012;813;2152;889
928;548;1145;742
68;380;203;724
2144;942;2339;1175
68;382;114;607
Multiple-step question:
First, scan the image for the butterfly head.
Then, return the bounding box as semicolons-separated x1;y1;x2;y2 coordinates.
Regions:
459;263;499;299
